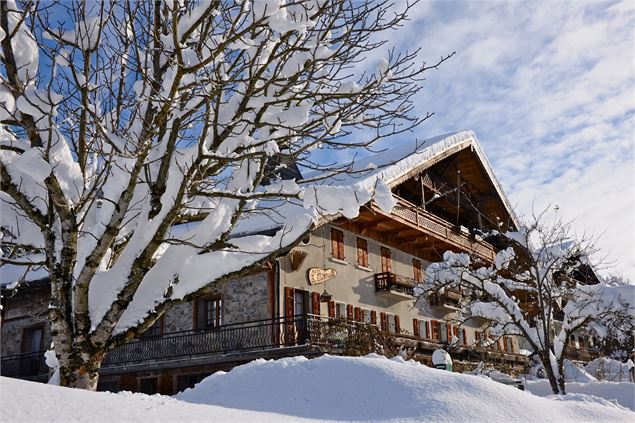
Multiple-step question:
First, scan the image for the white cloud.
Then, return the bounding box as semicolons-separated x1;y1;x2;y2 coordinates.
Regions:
385;0;635;279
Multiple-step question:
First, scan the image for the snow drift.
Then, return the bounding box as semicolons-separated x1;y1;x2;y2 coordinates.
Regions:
1;354;633;423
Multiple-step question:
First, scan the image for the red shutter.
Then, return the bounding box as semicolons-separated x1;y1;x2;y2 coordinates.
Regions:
425;321;431;339
446;324;453;343
311;292;321;315
354;307;361;322
413;319;420;338
328;301;335;318
431;320;438;340
394;315;400;333
380;312;388;331
357;238;368;267
462;328;467;346
331;228;344;259
346;304;353;321
413;259;422;283
285;288;294;317
370;310;377;325
380;247;392;273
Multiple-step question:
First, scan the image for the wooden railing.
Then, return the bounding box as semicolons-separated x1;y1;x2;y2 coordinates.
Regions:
374;272;416;296
388;197;495;261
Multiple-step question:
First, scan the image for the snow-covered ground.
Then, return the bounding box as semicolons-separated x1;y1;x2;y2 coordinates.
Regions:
1;354;633;423
526;380;634;411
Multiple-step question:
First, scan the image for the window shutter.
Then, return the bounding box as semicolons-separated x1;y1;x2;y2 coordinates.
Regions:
446;324;453;343
413;259;422;283
425;321;431;339
380;312;388;331
311;292;321;315
331;228;344;259
370;310;377;325
354;307;361;322
497;339;504;351
380;247;392;273
413;319;420;338
356;238;368;267
285;288;294;317
475;331;481;346
453;326;459;340
462;328;467;346
394;315;400;333
431;320;438;340
338;231;345;260
328;301;335;318
346;304;353;321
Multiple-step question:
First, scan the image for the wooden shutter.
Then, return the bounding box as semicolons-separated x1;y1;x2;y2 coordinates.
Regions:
346;304;353;321
285;287;294;317
356;238;368;267
453;326;459;342
425;321;431;339
311;292;321;315
380;312;388;331
354;307;361;322
431;320;438;340
394;315;400;333
446;324;453;343
497;339;504;351
331;228;344;260
328;301;335;318
413;258;422;282
370;310;377;325
475;331;481;346
413;319;420;338
462;328;467;345
380;247;392;273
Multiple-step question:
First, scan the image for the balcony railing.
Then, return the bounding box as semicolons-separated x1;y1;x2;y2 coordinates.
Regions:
102;314;341;367
388;197;495;261
0;351;48;379
374;272;416;297
429;289;462;309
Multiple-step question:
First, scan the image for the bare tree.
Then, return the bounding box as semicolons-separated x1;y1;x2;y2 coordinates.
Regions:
420;210;634;394
0;0;453;389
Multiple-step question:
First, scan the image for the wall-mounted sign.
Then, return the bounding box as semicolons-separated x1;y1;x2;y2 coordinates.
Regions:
308;267;337;285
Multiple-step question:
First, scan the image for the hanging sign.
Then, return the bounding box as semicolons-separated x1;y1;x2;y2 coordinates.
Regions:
308;267;337;285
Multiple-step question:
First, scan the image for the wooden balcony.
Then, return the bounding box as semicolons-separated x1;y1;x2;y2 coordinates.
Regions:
374;272;416;299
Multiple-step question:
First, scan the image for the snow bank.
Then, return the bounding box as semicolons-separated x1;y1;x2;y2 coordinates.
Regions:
585;357;633;382
177;354;632;422
526;380;635;411
2;355;633;422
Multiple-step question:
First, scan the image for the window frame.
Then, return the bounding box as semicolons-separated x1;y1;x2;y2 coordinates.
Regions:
356;237;369;267
194;296;223;331
330;227;345;260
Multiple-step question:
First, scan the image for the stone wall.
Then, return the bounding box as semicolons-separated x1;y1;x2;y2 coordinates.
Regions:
162;270;272;333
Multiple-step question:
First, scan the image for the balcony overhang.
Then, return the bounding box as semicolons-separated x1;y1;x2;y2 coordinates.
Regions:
347;196;496;262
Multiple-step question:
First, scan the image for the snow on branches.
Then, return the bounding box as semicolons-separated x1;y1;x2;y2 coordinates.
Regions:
421;212;634;394
0;0;453;388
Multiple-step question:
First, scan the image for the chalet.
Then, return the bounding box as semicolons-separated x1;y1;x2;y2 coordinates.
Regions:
1;131;541;394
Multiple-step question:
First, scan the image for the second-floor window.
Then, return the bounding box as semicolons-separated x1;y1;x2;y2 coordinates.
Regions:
380;247;392;273
21;325;44;353
141;316;164;339
412;258;423;282
196;297;222;331
331;228;345;260
356;237;368;267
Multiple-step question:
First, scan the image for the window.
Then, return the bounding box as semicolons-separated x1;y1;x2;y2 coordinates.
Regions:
387;314;396;333
412;258;423;283
335;302;346;319
21;325;44;353
380;247;392;273
331;228;345;260
414;319;427;339
294;290;308;316
195;297;222;331
431;320;440;341
141;316;163;339
139;377;158;395
356;237;369;267
361;309;371;324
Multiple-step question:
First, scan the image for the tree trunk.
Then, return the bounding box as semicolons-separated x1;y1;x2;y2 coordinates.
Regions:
539;352;564;395
556;357;567;395
57;348;105;390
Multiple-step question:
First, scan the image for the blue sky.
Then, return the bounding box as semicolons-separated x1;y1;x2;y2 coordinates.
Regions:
370;0;634;279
